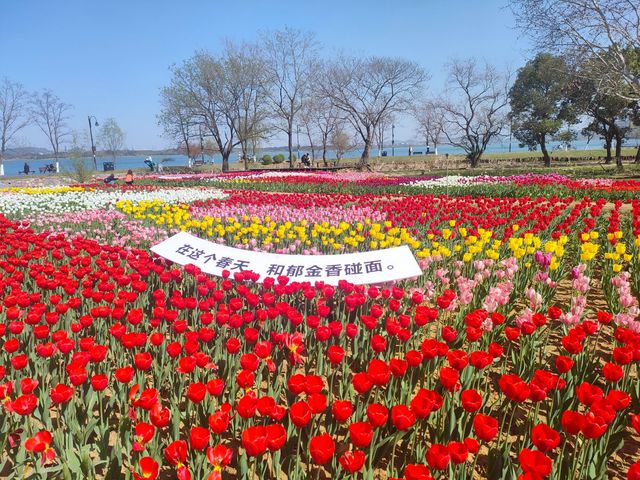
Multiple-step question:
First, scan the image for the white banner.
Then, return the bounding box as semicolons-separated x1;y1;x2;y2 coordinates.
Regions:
151;231;422;285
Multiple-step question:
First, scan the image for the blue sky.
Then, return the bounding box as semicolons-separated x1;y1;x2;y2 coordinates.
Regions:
1;0;531;150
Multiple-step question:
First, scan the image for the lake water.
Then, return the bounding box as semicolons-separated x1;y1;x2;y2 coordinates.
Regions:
4;139;638;177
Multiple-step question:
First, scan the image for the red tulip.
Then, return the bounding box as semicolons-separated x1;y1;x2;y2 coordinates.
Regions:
12;394;38;415
206;404;229;431
473;414;498;442
518;448;552;477
327;345;345;364
150;403;171;428
309;433;335;464
426;443;450;470
90;374;108;391
447;350;468;370
576;382;603;407
439;367;460;392
289;401;312;427
460;389;482;413
188;427;209;451
164;439;188;466
114;366;134;383
555;355;574;373
50;383;74;404
352;372;373;395
186;382;207;403
367;359;390;386
206;444;233;479
349;422;373;448
25;430;56;465
531;423;560;452
560;410;584;435
367;403;389;428
287;374;306;396
448;441;468;464
602;362;623;383
134;352;153;371
339;449;366;473
133;456;159;480
236;393;257;418
498;374;530;402
391;405;416;430
332;400;354;423
389;358;408;377
242;425;268;456
410;388;443;418
371;334;387;352
266;423;287;451
20;378;38;395
405;463;434;480
133;422;155;451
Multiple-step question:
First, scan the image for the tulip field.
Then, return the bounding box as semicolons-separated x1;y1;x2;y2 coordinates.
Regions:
2;171;640;480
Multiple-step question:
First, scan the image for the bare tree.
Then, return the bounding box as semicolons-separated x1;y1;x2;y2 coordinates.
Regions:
330;122;357;163
438;59;510;168
167;46;270;173
299;97;318;161
374;113;394;157
307;70;343;166
321;55;428;168
413;101;445;154
158;84;197;161
97;118;126;166
0;78;30;176
224;41;271;170
261;28;319;168
509;0;640;101
168;52;238;172
31;89;73;173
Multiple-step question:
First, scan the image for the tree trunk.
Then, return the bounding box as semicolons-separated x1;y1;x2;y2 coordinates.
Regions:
635;144;640;164
540;135;551;168
306;130;315;161
222;153;229;173
321;133;328;166
288;126;294;169
604;135;613;164
359;140;371;169
241;142;248;171
469;151;482;168
615;131;623;171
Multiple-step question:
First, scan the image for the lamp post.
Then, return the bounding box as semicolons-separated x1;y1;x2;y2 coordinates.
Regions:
391;124;395;157
88;116;99;170
199;127;205;164
296;125;300;166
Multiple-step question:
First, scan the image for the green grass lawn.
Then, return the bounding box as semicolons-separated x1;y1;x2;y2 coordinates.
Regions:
482;147;637;160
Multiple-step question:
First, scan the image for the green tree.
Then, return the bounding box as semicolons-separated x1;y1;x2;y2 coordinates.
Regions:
509;54;575;167
579;92;631;168
567;60;634;170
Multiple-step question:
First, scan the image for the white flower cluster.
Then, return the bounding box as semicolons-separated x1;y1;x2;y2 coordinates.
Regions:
205;171;321;182
407;176;477;188
0;187;228;217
